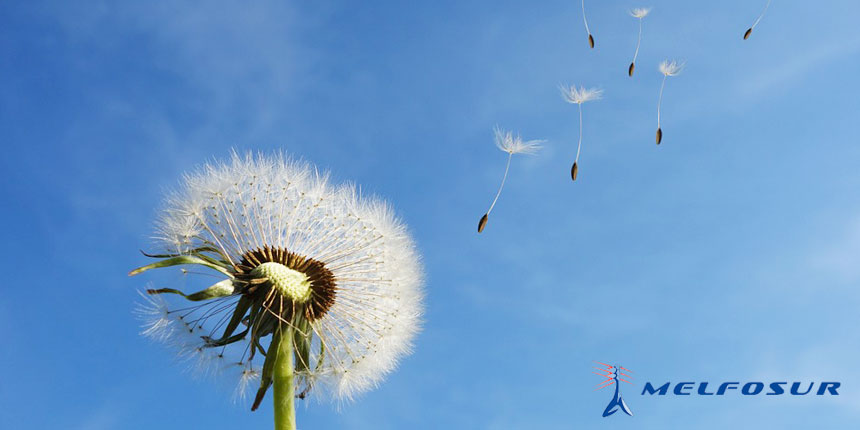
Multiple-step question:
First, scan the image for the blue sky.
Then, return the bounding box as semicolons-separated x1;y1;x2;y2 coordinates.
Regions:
3;1;860;428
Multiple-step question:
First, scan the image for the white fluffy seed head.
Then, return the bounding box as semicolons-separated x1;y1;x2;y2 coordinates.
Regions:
493;126;544;155
148;151;424;402
560;84;603;104
630;7;651;18
659;59;685;76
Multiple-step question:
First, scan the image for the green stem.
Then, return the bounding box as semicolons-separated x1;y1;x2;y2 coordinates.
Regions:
273;327;296;430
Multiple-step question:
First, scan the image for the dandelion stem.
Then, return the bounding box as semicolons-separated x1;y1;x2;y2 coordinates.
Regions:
273;327;296;430
632;19;643;65
581;0;589;34
576;103;584;163
751;0;771;30
657;75;667;129
486;152;512;216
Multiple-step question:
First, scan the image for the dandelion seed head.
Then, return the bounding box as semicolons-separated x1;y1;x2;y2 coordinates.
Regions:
630;7;651;18
560;85;603;105
137;151;424;404
493;127;543;155
659;59;685;76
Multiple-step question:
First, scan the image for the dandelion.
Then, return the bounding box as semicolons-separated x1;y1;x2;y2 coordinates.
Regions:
656;60;684;145
581;0;595;48
560;85;603;181
627;8;651;77
478;127;543;233
130;152;424;430
743;0;772;40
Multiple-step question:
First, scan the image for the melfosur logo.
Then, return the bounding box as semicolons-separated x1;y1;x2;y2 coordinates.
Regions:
593;362;634;417
593;361;842;418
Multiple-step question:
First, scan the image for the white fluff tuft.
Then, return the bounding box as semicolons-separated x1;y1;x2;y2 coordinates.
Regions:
232;363;262;403
136;289;174;342
493;127;544;155
560;85;603;104
630;7;651;18
659;59;685;76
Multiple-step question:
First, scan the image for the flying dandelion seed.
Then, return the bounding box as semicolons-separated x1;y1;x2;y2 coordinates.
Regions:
130;152;423;430
627;8;651;77
560;85;603;180
581;0;595;48
478;127;543;233
656;60;684;145
744;0;772;40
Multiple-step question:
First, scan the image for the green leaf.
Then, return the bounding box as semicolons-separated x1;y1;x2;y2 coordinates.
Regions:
202;328;249;348
129;255;233;278
147;279;235;302
140;246;224;259
218;295;253;342
252;331;279;411
190;251;232;269
187;280;235;300
252;315;276;356
293;316;312;373
314;338;326;373
140;247;232;267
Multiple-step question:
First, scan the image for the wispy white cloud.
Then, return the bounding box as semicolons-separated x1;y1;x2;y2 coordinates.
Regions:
45;1;323;148
735;37;860;103
807;216;860;283
73;401;123;430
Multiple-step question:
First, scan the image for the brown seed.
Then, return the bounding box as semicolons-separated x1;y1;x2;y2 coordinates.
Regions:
744;28;752;40
656;128;663;145
588;34;595;49
478;213;488;233
628;62;635;77
571;162;579;181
